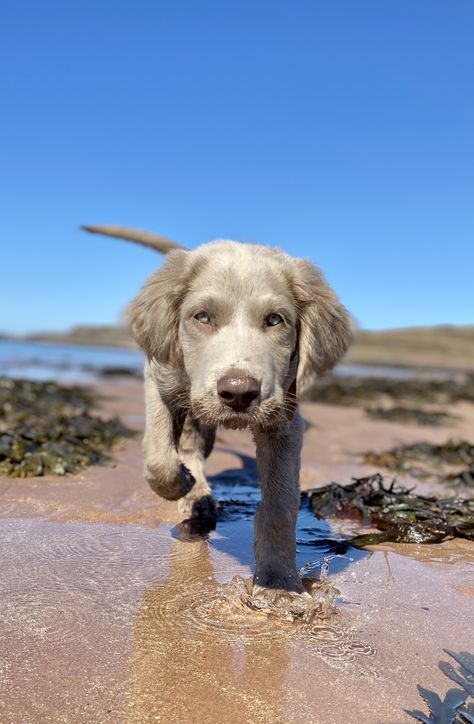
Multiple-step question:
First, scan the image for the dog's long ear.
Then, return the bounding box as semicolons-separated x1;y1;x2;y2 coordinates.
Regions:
127;250;191;366
290;259;352;395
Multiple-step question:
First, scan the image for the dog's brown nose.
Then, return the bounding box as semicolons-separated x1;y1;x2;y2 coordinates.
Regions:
217;370;260;412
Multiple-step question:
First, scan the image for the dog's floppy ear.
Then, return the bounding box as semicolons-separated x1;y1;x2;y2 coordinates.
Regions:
128;249;191;366
290;259;352;394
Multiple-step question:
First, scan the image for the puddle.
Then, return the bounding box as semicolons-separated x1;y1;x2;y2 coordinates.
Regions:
132;464;378;669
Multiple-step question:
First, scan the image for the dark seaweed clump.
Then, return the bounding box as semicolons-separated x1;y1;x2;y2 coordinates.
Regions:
364;439;474;487
307;474;474;546
366;406;456;426
0;377;133;477
98;366;141;377
304;374;474;428
304;373;474;406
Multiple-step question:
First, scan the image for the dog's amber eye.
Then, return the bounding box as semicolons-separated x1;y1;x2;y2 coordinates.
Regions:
194;311;211;324
266;313;284;327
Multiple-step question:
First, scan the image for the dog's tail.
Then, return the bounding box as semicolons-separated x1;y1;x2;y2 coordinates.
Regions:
81;224;187;254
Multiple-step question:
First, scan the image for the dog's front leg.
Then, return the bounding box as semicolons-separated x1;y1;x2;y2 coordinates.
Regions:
252;411;305;597
143;365;195;501
177;415;217;521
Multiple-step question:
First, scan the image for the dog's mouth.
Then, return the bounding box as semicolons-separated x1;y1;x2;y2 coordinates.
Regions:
191;396;286;431
217;407;258;430
191;399;254;429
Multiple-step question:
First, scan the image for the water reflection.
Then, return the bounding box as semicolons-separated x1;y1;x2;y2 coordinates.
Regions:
127;536;290;722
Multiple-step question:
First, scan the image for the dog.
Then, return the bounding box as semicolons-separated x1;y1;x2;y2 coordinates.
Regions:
83;225;351;602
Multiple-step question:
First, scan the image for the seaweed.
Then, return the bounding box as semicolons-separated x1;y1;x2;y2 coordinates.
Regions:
364;439;474;486
442;469;474;489
406;650;474;723
0;377;134;477
98;366;141;377
304;374;474;406
366;406;456;426
307;474;474;546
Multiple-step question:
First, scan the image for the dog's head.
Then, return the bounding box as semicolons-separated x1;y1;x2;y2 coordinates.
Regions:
129;241;351;429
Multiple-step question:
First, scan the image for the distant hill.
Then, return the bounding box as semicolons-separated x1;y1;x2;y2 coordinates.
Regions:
8;323;474;371
346;325;474;370
25;325;136;349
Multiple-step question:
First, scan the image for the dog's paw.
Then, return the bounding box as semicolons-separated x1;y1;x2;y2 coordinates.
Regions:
175;516;217;541
178;493;217;521
253;568;305;595
250;568;316;620
175;493;217;541
146;463;195;501
250;584;314;620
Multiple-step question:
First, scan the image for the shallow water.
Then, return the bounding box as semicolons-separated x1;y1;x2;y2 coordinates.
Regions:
335;363;416;379
1;464;472;723
0;339;144;381
0;511;376;723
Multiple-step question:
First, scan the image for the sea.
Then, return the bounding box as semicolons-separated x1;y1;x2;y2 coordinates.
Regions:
0;339;144;382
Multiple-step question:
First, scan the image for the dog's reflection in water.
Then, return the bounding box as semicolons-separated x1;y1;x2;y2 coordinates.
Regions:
127;531;290;723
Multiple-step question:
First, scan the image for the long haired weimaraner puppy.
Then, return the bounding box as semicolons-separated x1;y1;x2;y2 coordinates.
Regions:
83;225;351;604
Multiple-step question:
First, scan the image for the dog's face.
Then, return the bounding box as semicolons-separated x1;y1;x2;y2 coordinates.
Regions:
129;241;351;430
179;245;299;429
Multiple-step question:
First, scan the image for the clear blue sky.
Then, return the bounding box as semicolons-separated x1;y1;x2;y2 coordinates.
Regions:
1;1;473;334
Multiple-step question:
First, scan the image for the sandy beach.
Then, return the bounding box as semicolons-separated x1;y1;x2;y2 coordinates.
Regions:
0;377;473;723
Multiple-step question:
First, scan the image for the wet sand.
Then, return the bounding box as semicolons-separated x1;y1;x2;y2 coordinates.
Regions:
1;380;473;723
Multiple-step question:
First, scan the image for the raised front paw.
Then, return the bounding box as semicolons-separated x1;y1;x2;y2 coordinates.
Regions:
145;462;195;500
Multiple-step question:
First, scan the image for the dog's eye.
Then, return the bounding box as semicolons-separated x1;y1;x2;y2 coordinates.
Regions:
266;313;284;327
194;311;211;324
